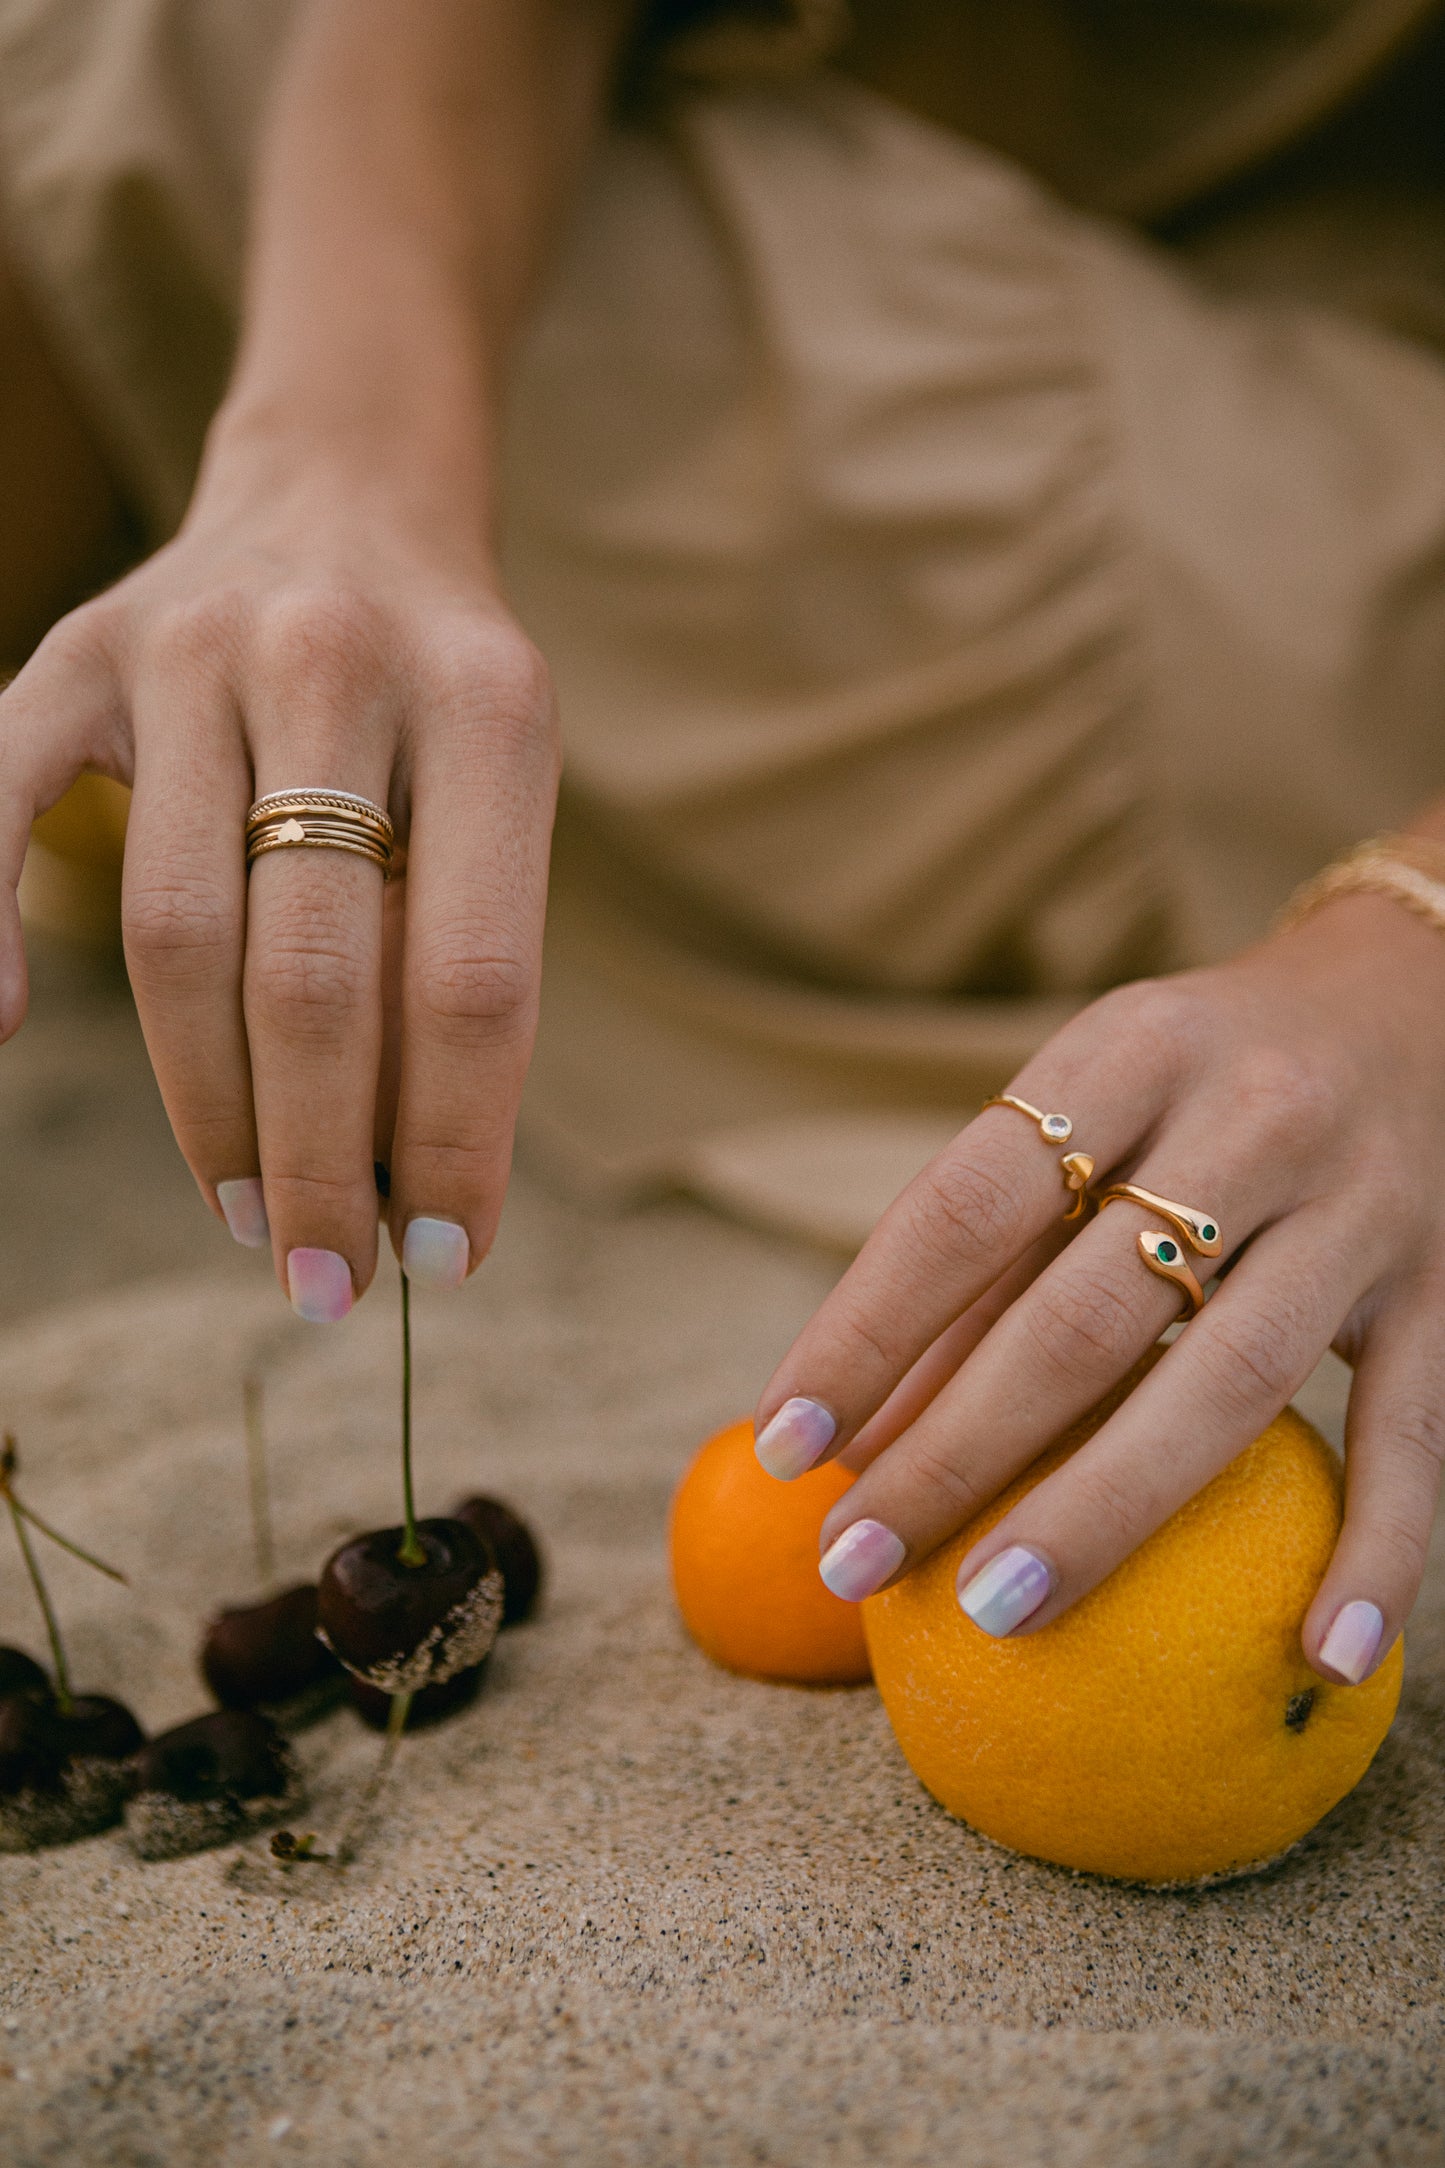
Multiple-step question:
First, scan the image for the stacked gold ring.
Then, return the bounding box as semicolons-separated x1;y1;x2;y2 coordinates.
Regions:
245;789;394;877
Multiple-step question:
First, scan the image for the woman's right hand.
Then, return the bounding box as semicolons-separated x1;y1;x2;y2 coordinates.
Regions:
0;435;560;1316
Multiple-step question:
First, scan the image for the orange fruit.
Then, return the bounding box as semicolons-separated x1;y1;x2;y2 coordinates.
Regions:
864;1360;1403;1884
670;1418;871;1684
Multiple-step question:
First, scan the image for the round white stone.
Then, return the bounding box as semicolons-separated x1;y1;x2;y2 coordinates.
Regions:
1041;1113;1072;1141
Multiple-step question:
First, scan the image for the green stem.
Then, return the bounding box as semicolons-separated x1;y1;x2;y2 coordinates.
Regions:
6;1492;72;1712
397;1271;423;1568
242;1375;276;1590
13;1499;126;1584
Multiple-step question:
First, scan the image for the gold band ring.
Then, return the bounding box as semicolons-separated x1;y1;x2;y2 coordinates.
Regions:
1096;1184;1223;1259
1136;1229;1206;1315
981;1093;1095;1222
245;789;394;878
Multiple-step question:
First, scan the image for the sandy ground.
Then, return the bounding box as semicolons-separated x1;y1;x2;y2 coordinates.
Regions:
0;943;1441;2166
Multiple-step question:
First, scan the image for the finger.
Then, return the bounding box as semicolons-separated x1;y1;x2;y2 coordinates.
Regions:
243;605;398;1317
1303;1279;1445;1684
816;1066;1347;1593
373;862;407;1189
387;639;557;1288
949;1200;1384;1637
0;614;124;1036
837;1221;1071;1476
818;1197;1186;1587
122;664;260;1245
753;1006;1184;1477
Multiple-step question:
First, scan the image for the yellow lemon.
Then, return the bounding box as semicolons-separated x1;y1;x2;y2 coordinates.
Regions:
863;1363;1402;1884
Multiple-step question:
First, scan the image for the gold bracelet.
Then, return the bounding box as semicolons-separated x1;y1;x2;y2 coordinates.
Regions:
1275;834;1445;940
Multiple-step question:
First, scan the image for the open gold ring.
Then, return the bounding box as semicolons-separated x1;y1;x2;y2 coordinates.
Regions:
981;1093;1095;1222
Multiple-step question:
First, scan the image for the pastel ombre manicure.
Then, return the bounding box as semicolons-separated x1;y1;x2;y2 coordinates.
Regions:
286;1247;354;1324
402;1216;470;1290
818;1519;906;1603
957;1545;1053;1637
754;1397;837;1481
1318;1599;1385;1685
217;1177;269;1250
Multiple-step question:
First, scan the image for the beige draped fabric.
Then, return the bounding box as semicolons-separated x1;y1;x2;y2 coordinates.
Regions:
2;0;1444;1246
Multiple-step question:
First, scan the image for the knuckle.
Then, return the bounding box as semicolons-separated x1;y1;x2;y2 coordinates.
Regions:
146;591;248;678
1193;1299;1315;1420
428;629;559;761
1023;1262;1145;1382
1383;1400;1445;1484
1086;976;1205;1073
412;940;535;1037
1230;1044;1336;1145
1360;1502;1431;1590
249;930;371;1036
827;1293;914;1384
40;596;124;674
1071;1457;1145;1552
123;875;235;984
914;1151;1023;1268
255;587;390;695
902;1440;991;1524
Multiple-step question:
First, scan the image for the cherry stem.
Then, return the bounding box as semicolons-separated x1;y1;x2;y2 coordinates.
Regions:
335;1689;412;1866
397;1272;423;1569
242;1375;276;1591
10;1498;126;1585
5;1491;72;1714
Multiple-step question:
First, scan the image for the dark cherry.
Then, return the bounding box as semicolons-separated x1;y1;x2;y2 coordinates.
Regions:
133;1709;292;1804
0;1646;52;1704
0;1690;141;1850
53;1694;145;1768
452;1496;543;1627
348;1655;489;1732
0;1692;65;1797
127;1709;301;1860
316;1517;503;1694
201;1583;344;1716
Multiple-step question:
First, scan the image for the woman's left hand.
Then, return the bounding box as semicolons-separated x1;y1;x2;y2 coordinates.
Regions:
753;887;1445;1685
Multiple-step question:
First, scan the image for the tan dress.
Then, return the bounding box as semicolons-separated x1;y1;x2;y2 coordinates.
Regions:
2;0;1443;1247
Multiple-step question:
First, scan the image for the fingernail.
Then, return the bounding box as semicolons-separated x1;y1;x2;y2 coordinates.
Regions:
217;1178;269;1250
402;1216;470;1290
818;1518;906;1602
754;1397;837;1481
286;1248;354;1323
957;1545;1053;1637
1318;1599;1384;1684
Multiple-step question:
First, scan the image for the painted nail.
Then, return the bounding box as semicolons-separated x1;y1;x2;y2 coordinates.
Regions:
402;1216;470;1291
754;1397;837;1481
286;1248;354;1324
957;1545;1053;1637
1318;1599;1384;1685
818;1519;907;1602
217;1178;269;1250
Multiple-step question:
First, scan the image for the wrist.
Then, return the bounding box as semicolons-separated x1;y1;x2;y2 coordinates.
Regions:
1266;888;1445;1030
192;378;498;571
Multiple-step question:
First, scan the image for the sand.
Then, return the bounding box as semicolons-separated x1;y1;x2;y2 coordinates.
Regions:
1;953;1443;2165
